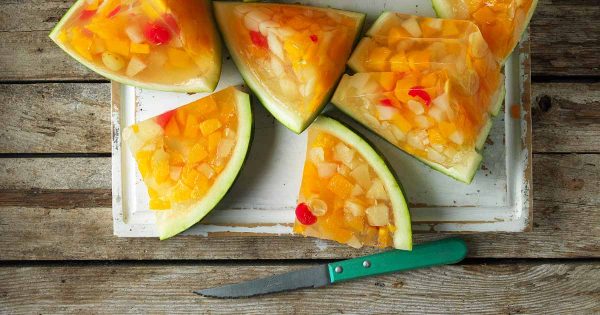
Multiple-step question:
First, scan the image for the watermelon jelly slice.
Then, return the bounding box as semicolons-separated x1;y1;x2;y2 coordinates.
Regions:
333;13;505;183
49;0;221;93
122;87;252;239
214;2;365;133
294;116;412;250
432;0;538;62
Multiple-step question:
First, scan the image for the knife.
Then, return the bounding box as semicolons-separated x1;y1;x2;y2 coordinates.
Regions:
195;237;467;298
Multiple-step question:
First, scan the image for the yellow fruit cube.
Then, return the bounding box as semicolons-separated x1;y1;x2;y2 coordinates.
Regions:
149;198;171;210
135;150;153;178
367;46;392;72
387;27;410;47
389;52;410;73
181;166;200;187
439;122;457;137
130;43;150;54
171;181;192;203
328;174;353;199
193;96;218;118
392;114;413;133
105;38;130;57
377;226;391;247
378;73;396;91
428;129;447;145
168;48;193;68
151;150;170;183
183;115;200;138
191;175;210;199
168;151;185;167
208;131;222;154
188;143;208;165
199;118;222;136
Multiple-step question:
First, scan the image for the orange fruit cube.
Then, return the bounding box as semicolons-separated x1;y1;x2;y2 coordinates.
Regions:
199;118;222;136
328;174;353;199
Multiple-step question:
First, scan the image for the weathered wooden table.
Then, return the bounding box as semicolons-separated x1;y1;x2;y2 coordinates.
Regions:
1;1;599;313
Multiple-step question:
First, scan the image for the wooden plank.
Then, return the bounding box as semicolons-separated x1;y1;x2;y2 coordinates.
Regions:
529;0;600;77
0;83;111;154
2;82;598;154
1;263;599;313
532;82;600;153
0;154;598;260
0;0;599;81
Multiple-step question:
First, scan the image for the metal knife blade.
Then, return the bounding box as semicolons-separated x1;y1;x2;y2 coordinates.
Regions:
194;264;331;298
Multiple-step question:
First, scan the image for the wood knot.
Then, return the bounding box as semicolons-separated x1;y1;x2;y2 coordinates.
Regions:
538;95;552;112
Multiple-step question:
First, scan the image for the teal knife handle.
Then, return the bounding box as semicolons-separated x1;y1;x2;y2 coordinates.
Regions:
327;238;467;283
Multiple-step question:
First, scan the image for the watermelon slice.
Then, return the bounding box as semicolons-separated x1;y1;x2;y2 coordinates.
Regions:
432;0;538;62
294;116;412;250
214;2;365;133
49;0;221;93
122;87;252;239
333;13;504;183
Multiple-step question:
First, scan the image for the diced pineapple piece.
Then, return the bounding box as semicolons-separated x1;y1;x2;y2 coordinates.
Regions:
207;131;222;154
366;204;390;226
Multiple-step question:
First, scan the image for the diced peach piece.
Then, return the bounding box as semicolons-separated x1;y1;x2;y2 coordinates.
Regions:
327;173;353;199
130;43;150;54
367;46;392;71
183;115;200;138
167;48;193;68
151;150;170;183
164;118;180;137
188;143;208;165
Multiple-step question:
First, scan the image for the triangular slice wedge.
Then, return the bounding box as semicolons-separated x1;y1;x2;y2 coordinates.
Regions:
50;0;221;92
333;13;505;183
214;2;365;133
122;87;252;239
432;0;538;62
294;116;412;250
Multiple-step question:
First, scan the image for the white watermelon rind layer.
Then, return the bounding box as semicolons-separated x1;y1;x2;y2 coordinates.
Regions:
431;0;540;63
49;0;221;93
312;116;412;250
213;1;365;134
156;89;253;240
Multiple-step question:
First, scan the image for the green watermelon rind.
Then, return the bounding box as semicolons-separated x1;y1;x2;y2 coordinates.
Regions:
313;115;412;251
49;0;222;93
213;1;365;134
431;0;540;63
332;74;484;184
156;89;254;240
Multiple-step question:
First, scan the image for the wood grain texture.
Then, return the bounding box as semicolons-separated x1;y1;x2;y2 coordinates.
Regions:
0;0;599;81
529;0;600;77
1;263;599;314
0;83;111;154
532;82;600;153
1;82;598;154
0;154;597;260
